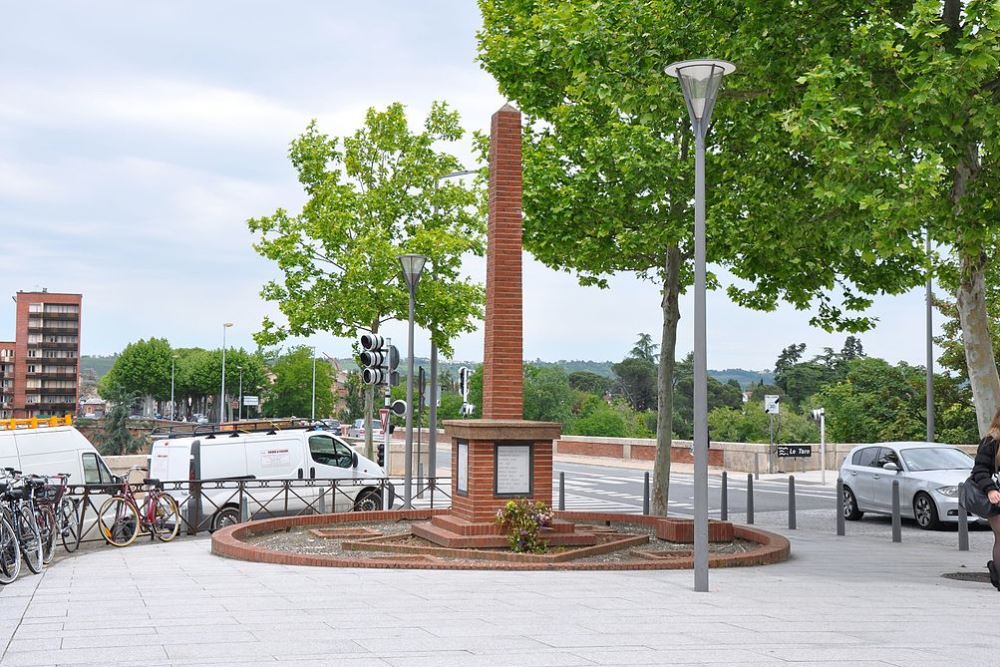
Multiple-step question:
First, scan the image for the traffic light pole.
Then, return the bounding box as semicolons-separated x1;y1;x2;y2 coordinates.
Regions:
383;336;392;511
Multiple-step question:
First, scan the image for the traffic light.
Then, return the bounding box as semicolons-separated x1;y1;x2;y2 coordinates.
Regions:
459;366;470;401
359;334;400;386
377;443;385;467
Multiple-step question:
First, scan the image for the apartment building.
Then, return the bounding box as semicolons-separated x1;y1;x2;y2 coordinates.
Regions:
5;290;82;419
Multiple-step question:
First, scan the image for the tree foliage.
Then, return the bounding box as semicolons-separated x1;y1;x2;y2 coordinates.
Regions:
262;347;334;419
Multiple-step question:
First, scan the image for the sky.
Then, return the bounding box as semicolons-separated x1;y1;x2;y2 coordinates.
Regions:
0;2;940;371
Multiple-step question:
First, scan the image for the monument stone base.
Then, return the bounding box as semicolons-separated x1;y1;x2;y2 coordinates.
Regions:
411;419;599;548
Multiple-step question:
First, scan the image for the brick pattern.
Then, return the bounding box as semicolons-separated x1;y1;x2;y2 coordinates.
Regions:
558;437;724;466
211;509;791;571
482;104;524;420
451;437;553;523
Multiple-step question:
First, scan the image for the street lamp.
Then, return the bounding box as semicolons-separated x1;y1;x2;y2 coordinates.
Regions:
220;322;233;423
665;58;735;593
399;253;428;508
429;169;478;486
311;349;317;422
926;230;934;442
170;355;177;421
237;366;243;422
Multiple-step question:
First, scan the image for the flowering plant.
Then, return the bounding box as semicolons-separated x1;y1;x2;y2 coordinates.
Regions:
494;500;553;553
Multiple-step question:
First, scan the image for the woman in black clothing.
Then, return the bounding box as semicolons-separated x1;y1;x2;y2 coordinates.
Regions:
970;407;1000;589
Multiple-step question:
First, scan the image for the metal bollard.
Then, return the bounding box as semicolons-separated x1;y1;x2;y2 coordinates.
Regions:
747;474;755;525
720;471;728;522
891;479;902;543
240;496;249;523
642;472;650;515
836;477;845;536
559;472;565;511
788;475;796;530
754;453;760;480
318;488;327;514
958;483;969;552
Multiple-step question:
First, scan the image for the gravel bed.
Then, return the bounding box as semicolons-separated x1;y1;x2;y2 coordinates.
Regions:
245;518;757;564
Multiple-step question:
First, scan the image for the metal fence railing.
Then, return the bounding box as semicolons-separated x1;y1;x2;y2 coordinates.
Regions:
64;476;453;547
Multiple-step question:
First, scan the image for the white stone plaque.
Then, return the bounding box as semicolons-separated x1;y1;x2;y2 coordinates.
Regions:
457;441;469;495
495;444;532;496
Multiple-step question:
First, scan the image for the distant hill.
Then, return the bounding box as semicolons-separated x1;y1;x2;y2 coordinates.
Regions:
335;357;771;389
81;355;118;379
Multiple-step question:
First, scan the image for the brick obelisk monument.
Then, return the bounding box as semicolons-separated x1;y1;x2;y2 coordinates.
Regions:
413;104;597;548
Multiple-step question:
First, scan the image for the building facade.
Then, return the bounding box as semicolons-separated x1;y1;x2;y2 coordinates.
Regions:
0;341;14;419
6;291;82;419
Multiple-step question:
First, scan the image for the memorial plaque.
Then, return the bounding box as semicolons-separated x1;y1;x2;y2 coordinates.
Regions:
494;443;532;496
456;440;469;495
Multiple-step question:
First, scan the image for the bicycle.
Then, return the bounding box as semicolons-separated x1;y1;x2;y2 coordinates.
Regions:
0;468;43;575
97;466;180;547
0;496;19;585
34;473;79;557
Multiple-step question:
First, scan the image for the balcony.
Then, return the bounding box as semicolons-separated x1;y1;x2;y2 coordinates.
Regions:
38;312;79;321
30;342;78;350
27;325;80;335
25;371;76;380
29;358;77;367
38;387;77;396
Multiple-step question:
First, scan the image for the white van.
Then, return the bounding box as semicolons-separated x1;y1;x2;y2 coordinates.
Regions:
0;424;116;488
149;427;392;531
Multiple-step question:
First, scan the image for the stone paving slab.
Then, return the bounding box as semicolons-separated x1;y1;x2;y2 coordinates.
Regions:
2;519;999;666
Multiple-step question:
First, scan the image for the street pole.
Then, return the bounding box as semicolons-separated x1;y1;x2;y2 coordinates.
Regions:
926;230;934;442
170;357;175;421
311;351;317;422
820;411;826;485
237;367;243;422
220;323;232;423
405;282;416;507
429;343;438;486
666;59;734;594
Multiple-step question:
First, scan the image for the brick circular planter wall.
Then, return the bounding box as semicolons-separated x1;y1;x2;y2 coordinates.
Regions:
211;510;790;571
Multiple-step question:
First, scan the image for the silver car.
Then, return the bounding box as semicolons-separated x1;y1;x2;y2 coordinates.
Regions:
839;442;978;530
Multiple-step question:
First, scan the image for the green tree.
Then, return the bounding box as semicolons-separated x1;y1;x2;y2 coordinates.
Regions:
248;102;485;458
99;385;144;456
629;333;658;363
611;357;657;412
477;1;922;515
568;371;612;396
523;364;574;423
99;338;173;401
774;0;1000;434
263;347;334;419
708;402;818;444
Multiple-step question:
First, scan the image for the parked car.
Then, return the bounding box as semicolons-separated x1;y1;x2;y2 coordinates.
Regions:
320;419;341;434
839;442;978;529
348;419;383;439
149;426;393;531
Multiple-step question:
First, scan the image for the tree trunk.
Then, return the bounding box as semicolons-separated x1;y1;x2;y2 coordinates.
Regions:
652;244;681;516
957;252;1000;436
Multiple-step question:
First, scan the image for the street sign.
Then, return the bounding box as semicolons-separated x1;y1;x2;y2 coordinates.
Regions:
243;395;259;406
379;408;390;433
777;445;812;458
764;395;780;415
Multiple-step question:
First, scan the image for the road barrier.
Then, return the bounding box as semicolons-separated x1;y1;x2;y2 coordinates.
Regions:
891;479;902;543
720;471;728;521
836;477;845;536
64;476;452;545
788;476;796;530
958;482;970;551
642;472;650;515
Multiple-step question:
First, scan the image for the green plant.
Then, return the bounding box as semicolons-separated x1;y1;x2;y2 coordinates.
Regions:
494;499;553;554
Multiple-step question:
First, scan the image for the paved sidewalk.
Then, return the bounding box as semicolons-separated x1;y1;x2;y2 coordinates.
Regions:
1;522;996;666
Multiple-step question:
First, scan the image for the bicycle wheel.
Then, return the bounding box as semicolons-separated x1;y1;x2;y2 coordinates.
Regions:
0;514;20;585
58;496;80;553
17;504;43;574
97;497;139;548
151;493;180;543
37;506;56;565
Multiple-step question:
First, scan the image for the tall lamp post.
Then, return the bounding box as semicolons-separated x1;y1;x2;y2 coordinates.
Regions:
311;349;317;422
926;231;934;442
237;366;243;422
399;253;428;508
665;58;735;593
429;169;478;485
219;322;233;423
170;355;177;421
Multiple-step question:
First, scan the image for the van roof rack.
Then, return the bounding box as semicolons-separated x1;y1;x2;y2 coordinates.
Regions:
0;415;73;432
150;418;319;440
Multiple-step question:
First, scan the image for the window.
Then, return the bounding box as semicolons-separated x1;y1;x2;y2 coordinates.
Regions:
82;453;113;485
901;447;974;472
308;435;354;468
28;303;41;313
852;447;880;468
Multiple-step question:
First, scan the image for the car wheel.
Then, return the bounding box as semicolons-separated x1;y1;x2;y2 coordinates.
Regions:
211;506;241;532
353;490;382;512
913;492;941;530
843;486;863;521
